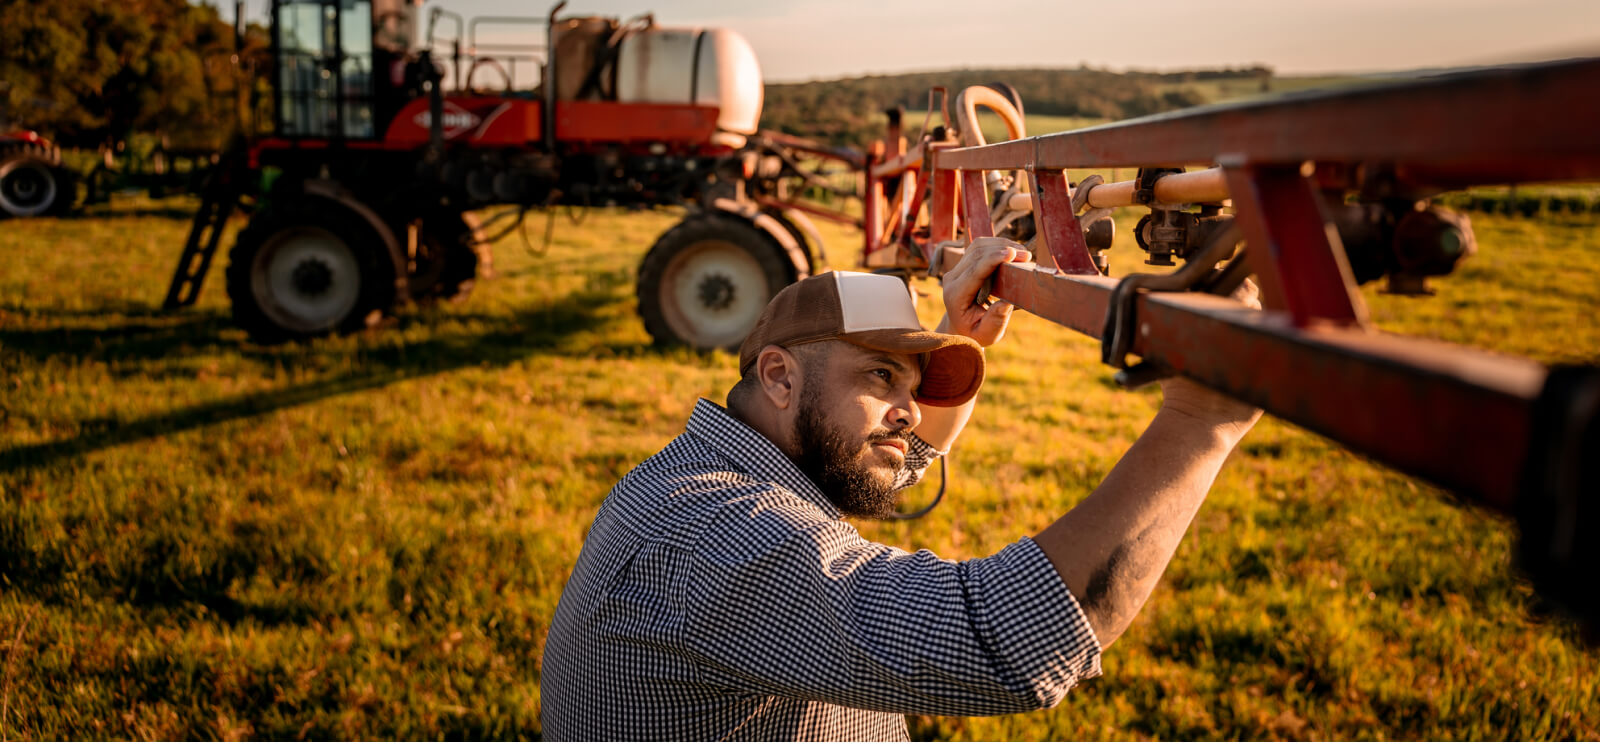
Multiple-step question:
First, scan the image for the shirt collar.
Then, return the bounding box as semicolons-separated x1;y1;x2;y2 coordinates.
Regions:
685;398;842;520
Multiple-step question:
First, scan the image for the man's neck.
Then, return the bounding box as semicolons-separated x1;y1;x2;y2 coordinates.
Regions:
724;398;799;461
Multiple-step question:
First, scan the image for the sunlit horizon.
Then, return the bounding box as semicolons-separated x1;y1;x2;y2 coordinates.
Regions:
223;0;1600;83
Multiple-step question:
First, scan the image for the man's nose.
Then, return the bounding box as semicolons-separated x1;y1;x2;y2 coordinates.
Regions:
890;397;921;432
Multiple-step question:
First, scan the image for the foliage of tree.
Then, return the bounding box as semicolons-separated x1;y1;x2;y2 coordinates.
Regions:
0;0;269;150
762;65;1274;147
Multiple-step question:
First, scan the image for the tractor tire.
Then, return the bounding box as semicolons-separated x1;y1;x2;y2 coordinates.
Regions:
0;145;64;218
225;199;397;343
408;211;483;304
637;213;798;351
763;208;818;274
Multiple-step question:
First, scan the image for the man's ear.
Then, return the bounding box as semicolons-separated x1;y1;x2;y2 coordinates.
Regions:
756;345;801;410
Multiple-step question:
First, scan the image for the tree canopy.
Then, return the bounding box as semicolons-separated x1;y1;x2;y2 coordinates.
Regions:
0;0;1270;153
0;0;268;149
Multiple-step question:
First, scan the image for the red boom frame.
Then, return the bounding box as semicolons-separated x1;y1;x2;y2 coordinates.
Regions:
814;58;1600;628
853;58;1599;517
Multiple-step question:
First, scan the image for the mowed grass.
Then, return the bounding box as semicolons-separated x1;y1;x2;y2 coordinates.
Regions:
1;196;1598;740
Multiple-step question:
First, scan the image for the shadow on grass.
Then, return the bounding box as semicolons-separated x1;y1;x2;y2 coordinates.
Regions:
0;305;238;367
0;283;674;476
66;204;203;221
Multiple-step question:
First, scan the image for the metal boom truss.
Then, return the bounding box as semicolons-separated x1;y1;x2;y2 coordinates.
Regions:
875;58;1600;631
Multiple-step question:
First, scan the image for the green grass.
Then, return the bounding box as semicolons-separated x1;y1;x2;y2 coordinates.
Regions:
1174;74;1379;103
1;196;1597;739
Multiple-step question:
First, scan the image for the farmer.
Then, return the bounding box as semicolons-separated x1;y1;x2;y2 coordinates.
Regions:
540;238;1261;740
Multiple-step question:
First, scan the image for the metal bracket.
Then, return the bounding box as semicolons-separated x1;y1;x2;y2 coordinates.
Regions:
1101;222;1243;388
1134;167;1184;205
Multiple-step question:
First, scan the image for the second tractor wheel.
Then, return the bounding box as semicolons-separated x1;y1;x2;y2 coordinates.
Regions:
225;200;396;343
637;213;798;350
0;146;69;218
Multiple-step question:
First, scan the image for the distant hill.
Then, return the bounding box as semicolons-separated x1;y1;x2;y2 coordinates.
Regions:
760;65;1280;146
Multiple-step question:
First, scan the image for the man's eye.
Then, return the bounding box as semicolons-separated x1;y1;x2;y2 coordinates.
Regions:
871;369;892;382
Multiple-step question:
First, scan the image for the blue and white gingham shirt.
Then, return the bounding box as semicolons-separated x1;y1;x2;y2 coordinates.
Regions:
540;399;1101;740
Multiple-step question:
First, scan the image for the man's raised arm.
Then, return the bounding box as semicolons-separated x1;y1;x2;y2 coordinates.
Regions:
941;237;1263;650
1035;378;1260;648
915;238;1032;451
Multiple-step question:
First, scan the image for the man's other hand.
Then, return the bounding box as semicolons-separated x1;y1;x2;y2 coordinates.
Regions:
1156;377;1263;444
942;237;1031;347
1156;278;1263;442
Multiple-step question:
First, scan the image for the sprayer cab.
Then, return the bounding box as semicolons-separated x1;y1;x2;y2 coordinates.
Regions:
267;0;763;147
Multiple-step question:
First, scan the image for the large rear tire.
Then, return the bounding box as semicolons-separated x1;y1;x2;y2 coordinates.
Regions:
225;199;396;343
637;213;797;350
0;145;66;218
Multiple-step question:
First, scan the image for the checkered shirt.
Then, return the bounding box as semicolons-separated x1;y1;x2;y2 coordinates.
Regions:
540;399;1101;741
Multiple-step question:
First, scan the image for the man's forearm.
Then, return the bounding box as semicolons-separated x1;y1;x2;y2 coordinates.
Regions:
916;399;975;452
1033;406;1247;649
915;313;978;451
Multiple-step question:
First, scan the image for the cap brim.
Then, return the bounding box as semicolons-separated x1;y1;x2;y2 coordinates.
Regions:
838;328;985;407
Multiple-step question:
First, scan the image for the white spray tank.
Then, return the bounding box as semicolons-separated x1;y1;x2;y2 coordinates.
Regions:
614;25;764;147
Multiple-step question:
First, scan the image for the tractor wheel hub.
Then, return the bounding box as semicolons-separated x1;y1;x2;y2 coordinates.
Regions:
0;161;56;216
291;259;334;297
251;225;362;333
11;177;39;199
697;273;736;311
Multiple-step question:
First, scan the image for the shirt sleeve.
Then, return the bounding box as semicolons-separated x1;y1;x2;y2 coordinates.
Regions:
678;495;1102;717
891;432;942;492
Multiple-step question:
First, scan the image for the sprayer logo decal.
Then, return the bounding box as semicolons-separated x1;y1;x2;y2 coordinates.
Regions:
412;102;482;139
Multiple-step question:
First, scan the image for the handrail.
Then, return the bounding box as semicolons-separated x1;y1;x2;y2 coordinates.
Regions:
937;58;1600;183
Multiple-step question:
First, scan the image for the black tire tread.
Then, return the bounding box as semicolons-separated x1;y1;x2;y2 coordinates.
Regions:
0;145;65;218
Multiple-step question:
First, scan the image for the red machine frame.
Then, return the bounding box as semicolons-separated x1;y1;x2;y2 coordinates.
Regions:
914;59;1599;512
757;59;1600;628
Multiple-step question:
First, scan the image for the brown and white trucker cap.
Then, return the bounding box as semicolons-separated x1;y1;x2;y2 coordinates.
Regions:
738;271;984;407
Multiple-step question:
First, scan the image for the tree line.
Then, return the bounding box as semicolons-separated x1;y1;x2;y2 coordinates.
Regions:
761;66;1273;146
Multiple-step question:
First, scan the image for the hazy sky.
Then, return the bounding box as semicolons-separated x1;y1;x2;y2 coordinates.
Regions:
230;0;1600;82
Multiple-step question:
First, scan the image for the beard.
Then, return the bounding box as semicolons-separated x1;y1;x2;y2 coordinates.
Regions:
792;381;904;519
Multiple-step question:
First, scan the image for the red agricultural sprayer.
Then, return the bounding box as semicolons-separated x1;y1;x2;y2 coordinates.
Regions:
163;0;812;345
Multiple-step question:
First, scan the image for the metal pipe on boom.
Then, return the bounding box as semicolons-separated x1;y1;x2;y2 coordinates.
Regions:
1005;168;1231;212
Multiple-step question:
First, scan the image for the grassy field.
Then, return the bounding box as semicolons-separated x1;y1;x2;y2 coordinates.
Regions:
904;110;1111;141
1;196;1597;740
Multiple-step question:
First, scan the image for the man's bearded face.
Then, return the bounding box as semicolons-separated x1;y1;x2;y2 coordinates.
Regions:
792;365;908;519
